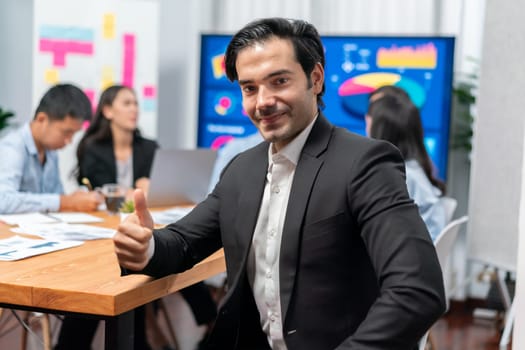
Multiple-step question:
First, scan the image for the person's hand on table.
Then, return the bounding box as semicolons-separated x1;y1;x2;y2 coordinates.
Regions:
60;190;103;212
113;189;154;271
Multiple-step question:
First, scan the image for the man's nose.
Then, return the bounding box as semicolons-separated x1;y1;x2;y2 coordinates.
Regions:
256;87;276;109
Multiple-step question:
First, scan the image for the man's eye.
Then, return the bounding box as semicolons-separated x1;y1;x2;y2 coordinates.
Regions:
242;86;256;94
275;77;288;85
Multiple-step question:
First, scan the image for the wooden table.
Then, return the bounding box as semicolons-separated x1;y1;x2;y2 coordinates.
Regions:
0;211;225;349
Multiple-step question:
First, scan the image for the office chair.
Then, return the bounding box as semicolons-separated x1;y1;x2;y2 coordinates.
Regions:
20;312;52;350
419;216;469;350
0;307;53;350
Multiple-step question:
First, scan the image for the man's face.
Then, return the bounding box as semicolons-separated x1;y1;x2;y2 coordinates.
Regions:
39;114;83;150
236;37;324;152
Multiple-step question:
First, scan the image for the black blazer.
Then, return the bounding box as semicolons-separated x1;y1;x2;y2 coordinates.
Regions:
79;135;158;189
142;114;445;350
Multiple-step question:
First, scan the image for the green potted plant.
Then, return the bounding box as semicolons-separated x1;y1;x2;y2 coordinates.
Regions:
446;58;479;218
119;199;135;221
450;59;479;154
0;106;15;136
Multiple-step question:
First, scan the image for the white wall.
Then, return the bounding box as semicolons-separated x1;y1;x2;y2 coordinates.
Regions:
468;0;525;272
156;0;214;149
0;1;34;123
516;125;525;349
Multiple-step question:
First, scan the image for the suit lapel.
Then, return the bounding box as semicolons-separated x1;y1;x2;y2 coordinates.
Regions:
280;114;333;323
234;143;269;269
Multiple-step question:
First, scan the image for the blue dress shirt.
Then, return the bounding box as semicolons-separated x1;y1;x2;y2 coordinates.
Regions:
0;123;62;213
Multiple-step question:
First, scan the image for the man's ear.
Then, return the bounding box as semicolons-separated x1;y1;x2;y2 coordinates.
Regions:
311;62;324;94
34;112;49;123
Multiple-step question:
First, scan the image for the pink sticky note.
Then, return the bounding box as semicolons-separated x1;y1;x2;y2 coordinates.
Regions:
143;85;156;97
122;34;136;87
84;89;96;113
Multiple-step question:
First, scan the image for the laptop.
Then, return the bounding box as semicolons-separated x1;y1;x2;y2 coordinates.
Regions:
147;148;217;207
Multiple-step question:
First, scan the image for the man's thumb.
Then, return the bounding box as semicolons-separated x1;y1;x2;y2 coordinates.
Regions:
133;189;153;228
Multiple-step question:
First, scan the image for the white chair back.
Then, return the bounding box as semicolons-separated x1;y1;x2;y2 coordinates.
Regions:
434;216;468;269
418;215;468;350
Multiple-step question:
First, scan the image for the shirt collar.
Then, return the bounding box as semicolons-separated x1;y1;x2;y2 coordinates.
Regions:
267;113;318;168
21;122;39;156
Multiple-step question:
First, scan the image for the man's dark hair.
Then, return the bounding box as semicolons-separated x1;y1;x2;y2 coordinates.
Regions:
225;17;326;108
34;83;92;122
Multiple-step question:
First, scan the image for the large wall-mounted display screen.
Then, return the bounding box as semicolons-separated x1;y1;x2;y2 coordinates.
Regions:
197;34;455;179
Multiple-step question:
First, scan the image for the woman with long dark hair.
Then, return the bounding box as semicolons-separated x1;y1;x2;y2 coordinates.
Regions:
76;85;157;193
366;91;447;240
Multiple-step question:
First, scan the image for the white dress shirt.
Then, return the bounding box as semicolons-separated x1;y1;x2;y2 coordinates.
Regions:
247;116;317;349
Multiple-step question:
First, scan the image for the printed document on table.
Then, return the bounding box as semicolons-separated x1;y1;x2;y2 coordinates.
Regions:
0;212;103;225
47;212;103;223
0;235;83;261
11;223;116;241
0;213;58;225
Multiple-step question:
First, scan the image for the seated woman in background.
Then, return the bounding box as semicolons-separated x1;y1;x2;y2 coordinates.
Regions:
365;90;447;241
56;85;216;350
76;85;157;193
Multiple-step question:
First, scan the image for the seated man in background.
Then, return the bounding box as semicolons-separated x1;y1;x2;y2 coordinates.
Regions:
0;83;102;214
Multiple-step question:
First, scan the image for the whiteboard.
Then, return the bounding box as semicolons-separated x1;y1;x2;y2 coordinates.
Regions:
32;0;159;139
466;0;525;272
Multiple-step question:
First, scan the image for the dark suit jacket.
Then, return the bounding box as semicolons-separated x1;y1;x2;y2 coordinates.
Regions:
79;135;158;188
143;114;445;350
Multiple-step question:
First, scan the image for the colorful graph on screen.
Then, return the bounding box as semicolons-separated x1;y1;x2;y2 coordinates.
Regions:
377;43;437;69
212;54;226;79
338;72;426;119
214;93;236;116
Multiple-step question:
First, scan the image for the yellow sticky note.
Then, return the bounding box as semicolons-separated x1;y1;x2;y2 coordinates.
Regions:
101;66;114;90
103;13;115;39
44;68;59;84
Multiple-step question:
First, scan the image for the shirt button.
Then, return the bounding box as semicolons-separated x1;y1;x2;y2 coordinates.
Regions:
266;271;272;278
273;186;280;194
269;229;276;237
270;315;276;322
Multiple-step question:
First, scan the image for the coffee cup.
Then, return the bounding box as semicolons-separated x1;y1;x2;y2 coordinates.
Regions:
101;184;126;214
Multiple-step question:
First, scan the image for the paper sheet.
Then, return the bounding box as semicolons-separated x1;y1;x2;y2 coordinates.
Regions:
47;212;103;223
0;213;58;225
0;235;83;261
11;223;115;241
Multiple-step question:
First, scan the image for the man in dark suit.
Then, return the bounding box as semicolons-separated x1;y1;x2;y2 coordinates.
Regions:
114;17;445;350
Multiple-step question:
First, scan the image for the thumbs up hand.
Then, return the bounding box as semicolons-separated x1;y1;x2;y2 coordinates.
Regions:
133;188;154;230
113;189;154;271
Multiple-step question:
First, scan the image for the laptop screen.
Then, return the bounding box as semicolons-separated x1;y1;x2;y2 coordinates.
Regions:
147;149;217;207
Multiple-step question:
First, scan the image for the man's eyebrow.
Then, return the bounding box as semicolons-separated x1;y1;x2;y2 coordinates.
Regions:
238;69;293;85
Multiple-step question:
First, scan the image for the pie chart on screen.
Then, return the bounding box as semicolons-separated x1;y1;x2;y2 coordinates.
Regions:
338;72;426;120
